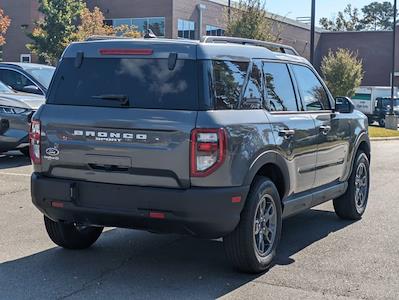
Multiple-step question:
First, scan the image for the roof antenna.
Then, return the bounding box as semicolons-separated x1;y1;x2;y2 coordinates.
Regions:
144;29;157;39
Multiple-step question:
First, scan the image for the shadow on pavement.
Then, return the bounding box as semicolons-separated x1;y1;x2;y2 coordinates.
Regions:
0;152;31;170
0;208;355;299
276;209;355;266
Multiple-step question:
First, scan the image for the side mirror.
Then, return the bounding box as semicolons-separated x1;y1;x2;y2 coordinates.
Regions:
21;85;42;95
335;96;355;114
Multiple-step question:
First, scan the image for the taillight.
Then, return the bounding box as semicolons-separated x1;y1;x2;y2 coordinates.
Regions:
190;128;226;177
29;120;41;164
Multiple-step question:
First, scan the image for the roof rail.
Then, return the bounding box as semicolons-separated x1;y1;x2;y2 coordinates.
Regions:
201;36;300;56
85;35;132;41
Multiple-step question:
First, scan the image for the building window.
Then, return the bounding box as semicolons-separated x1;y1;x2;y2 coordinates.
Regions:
20;54;31;63
178;19;195;40
0;46;3;62
105;17;165;37
206;25;225;36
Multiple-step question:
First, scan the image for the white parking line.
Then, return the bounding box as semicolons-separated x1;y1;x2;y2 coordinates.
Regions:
0;172;30;177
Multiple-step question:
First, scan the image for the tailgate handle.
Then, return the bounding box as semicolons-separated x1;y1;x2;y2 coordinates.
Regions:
89;163;129;172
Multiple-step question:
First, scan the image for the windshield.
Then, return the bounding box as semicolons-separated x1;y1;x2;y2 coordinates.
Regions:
48;58;198;110
381;99;399;107
25;67;55;88
0;80;14;93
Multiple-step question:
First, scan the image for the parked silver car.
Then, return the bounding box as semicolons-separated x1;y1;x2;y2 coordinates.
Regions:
0;81;45;155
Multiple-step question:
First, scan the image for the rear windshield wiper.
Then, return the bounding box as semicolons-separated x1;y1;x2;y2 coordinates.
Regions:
92;94;129;106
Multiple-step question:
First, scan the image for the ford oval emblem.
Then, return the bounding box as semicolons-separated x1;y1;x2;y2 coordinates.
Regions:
46;147;59;157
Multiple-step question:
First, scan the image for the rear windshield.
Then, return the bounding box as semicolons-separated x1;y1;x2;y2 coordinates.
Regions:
47;58;198;110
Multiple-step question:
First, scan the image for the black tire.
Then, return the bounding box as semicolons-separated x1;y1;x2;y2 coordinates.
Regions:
223;176;282;273
44;216;103;249
333;151;370;220
378;118;386;128
20;147;30;157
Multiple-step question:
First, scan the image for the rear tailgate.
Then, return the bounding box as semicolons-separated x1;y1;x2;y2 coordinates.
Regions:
36;40;200;189
39;105;196;188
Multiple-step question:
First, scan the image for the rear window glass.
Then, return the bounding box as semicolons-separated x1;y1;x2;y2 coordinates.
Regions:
211;60;249;110
48;58;198;110
241;61;263;110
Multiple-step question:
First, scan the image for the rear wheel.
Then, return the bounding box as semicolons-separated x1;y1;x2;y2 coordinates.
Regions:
223;177;282;273
333;151;370;220
44;216;103;249
378;118;386;128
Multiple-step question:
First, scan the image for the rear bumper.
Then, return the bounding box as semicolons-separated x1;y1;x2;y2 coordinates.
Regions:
31;173;250;238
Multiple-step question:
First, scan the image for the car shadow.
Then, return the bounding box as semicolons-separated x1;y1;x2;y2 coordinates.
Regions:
0;151;31;170
0;208;355;299
275;208;355;266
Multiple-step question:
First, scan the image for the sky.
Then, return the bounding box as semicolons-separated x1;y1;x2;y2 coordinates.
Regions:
266;0;379;22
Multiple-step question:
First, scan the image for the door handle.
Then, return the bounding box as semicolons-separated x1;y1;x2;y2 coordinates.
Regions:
278;129;295;138
319;125;331;135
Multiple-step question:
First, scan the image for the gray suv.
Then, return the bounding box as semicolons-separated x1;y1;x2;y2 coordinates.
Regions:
30;37;371;273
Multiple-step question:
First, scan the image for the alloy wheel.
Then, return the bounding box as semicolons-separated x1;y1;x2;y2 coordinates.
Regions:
253;195;277;257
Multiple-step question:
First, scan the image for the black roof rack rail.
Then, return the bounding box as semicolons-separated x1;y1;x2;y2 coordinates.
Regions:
201;36;300;56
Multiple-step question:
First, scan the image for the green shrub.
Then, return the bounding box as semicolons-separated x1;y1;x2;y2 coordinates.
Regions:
321;48;364;98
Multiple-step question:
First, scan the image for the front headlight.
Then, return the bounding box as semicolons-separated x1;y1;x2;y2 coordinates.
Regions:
0;106;30;115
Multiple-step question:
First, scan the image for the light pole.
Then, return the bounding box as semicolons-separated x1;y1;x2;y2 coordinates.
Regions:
387;0;398;129
228;0;231;21
391;0;397;114
310;0;316;65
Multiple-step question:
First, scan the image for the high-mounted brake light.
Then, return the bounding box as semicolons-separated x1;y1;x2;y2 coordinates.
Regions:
29;120;41;165
99;49;154;56
190;128;226;177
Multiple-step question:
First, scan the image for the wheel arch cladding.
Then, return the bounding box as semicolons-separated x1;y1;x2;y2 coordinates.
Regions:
344;132;371;182
244;151;289;201
357;140;371;161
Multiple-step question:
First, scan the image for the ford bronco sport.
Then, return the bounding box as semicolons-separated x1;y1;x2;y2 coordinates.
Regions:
30;36;371;273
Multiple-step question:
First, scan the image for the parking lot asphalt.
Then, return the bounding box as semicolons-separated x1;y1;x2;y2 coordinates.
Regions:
0;141;398;300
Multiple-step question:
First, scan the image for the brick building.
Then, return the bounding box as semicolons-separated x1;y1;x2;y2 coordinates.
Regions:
0;0;397;86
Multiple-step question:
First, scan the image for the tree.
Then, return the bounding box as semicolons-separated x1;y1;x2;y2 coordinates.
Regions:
319;5;364;31
113;24;141;38
27;0;85;65
321;49;363;97
75;7;141;41
361;1;394;31
75;7;113;41
320;2;396;32
225;0;280;42
0;8;11;46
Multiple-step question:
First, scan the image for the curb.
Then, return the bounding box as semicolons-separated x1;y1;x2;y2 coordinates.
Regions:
370;137;399;141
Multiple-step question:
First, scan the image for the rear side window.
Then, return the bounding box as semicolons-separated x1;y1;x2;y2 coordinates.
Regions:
263;63;298;111
291;64;331;111
212;60;249;110
241;61;263;110
48;58;198;110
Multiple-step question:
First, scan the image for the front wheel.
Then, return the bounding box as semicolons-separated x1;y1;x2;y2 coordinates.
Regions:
44;216;103;249
333;151;370;220
223;177;282;273
378;118;386;128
